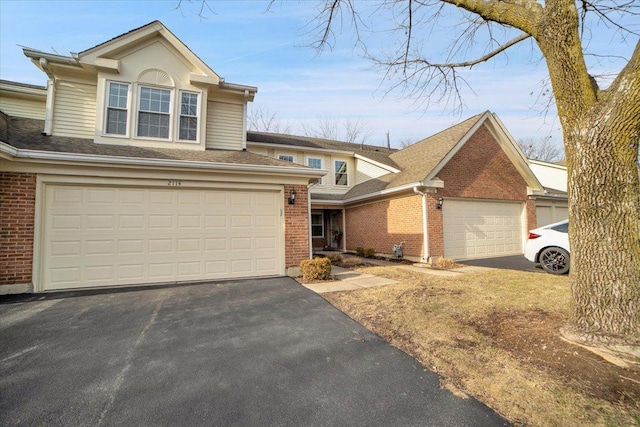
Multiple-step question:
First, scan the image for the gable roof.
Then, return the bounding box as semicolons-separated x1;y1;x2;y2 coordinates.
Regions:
22;21;256;98
312;111;543;202
0;113;321;177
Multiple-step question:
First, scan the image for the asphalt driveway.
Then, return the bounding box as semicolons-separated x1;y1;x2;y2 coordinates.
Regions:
460;255;542;272
1;278;508;426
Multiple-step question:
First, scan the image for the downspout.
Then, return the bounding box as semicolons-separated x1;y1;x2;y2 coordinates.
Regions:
413;186;430;262
39;58;55;136
242;89;249;150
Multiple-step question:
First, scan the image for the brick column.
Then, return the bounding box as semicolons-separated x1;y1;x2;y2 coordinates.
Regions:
284;184;309;269
0;172;36;289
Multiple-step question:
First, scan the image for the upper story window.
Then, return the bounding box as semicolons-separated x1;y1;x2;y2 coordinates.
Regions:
137;87;171;139
105;82;129;135
179;91;198;141
334;160;348;186
307;157;323;184
279;154;294;163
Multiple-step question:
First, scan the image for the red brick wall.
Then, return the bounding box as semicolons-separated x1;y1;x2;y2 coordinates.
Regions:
426;193;444;257
526;198;537;231
345;195;424;257
284;184;309;267
0;172;36;286
427;124;533;256
438;125;529;200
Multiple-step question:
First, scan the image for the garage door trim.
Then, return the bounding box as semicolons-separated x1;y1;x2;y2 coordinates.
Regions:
34;175;285;292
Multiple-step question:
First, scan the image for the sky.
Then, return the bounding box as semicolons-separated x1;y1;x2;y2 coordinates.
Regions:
1;0;637;150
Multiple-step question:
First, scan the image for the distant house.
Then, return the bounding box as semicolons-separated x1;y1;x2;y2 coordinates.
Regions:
1;21;561;294
528;159;569;226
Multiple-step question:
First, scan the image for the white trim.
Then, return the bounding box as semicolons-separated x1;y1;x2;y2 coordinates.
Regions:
176;90;200;142
353;153;400;173
310;212;324;238
306;155;324;184
277;153;296;163
135;84;173;141
333;158;349;187
103;80;131;137
0;142;326;178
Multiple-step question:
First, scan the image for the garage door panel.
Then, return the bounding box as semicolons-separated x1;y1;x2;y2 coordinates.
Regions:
443;199;523;260
42;185;283;291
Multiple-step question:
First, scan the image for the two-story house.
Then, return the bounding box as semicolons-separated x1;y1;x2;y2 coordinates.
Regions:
0;21;323;294
1;21;566;295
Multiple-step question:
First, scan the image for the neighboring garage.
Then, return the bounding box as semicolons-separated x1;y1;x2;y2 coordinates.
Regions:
41;182;283;291
535;197;568;227
442;198;524;260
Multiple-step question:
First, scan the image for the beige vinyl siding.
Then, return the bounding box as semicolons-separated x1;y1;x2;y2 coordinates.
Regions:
0;96;46;120
355;158;392;184
52;81;97;138
206;101;244;150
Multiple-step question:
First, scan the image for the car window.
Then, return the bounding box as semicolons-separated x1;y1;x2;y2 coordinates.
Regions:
550;222;568;233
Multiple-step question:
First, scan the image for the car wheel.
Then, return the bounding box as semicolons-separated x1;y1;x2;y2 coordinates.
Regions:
539;247;570;275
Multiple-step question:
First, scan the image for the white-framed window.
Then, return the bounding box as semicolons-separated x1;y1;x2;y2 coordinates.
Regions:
307;157;323;184
334;159;348;186
137;86;171;139
178;91;198;141
105;82;129;135
278;154;295;163
311;213;324;238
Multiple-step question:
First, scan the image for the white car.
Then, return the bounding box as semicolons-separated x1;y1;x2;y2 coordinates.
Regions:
524;220;570;274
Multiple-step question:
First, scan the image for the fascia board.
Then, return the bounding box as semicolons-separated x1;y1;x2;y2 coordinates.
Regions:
247;141;355;156
488;113;545;191
0;142;325;179
354;153;400;173
0;82;47;97
424;111;490;182
342;181;438;204
23;49;80;67
529;158;567;171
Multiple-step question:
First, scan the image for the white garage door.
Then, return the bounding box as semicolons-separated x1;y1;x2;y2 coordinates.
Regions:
443;199;524;260
42;184;283;291
536;200;568;227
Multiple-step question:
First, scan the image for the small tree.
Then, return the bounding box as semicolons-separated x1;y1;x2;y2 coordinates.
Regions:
517;137;564;162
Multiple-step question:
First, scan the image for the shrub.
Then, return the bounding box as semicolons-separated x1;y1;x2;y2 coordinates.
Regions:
364;248;376;258
356;247;365;257
432;257;457;270
325;252;344;264
300;257;332;282
342;257;363;267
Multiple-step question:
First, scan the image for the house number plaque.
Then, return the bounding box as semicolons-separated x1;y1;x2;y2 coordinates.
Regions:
167;180;182;186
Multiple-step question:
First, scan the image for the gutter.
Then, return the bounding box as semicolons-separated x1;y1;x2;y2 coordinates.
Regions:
0;142;326;178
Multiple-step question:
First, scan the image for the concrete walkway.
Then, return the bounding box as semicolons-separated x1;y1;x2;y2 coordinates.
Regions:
302;257;493;294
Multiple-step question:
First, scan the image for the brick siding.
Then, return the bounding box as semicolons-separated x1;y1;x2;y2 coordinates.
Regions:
344;124;535;258
345;195;424;257
0;172;36;286
284;184;310;267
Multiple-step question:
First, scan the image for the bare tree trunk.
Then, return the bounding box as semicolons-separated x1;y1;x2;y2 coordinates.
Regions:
561;111;640;363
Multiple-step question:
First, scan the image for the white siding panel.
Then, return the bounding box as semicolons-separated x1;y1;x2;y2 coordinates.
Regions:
206;101;244;150
355;158;391;184
0;96;46;120
52;81;96;138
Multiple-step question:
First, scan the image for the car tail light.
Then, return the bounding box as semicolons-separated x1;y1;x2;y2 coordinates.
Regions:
528;232;541;240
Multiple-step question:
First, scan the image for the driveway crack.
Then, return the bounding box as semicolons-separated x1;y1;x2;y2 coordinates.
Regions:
96;291;167;426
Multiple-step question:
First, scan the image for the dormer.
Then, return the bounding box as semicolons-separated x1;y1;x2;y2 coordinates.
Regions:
23;21;257;151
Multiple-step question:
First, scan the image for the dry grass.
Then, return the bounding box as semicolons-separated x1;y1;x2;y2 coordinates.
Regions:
323;266;640;427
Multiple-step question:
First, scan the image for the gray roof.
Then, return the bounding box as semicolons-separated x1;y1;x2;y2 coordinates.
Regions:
0;113;309;169
342;114;484;199
247;131;400;170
